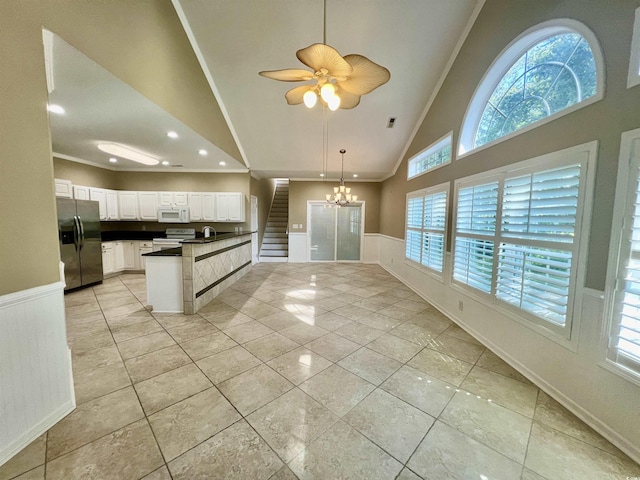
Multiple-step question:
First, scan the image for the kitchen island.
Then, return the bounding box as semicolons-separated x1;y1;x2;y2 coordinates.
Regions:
143;232;253;314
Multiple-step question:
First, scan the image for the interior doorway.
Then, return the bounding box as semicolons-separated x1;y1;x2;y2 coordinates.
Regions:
307;201;364;262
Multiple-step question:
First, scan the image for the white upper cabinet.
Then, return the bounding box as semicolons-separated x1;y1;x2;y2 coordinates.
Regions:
73;185;90;200
188;193;203;221
118;191;139;220
201;193;216;221
54;178;73;198
215;192;245;222
159;192;188;207
106;190;119;220
138;192;159;220
174;192;188;206
90;187;119;220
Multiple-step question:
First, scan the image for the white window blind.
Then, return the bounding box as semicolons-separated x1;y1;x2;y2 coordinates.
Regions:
453;158;586;330
405;185;448;273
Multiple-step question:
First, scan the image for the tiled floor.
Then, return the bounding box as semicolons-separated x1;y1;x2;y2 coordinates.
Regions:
2;263;640;479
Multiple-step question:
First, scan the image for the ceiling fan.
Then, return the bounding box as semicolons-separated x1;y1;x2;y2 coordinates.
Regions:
259;1;390;110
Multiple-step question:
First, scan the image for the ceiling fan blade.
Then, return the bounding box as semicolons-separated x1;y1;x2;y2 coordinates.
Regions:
337;91;361;110
259;69;315;82
339;54;390;95
285;85;313;105
296;43;353;77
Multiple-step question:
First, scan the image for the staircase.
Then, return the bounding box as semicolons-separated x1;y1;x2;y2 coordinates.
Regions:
259;180;289;262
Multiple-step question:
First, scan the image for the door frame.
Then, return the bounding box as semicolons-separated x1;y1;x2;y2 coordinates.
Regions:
306;200;365;262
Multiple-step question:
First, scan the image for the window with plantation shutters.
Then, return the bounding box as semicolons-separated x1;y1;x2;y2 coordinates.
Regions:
405;184;448;274
604;132;640;379
452;145;592;334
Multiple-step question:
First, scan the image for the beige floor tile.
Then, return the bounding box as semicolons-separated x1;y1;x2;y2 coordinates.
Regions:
105;311;155;330
125;345;192;383
217;364;293;415
344;389;434;463
334;322;385;345
407;348;473;386
333;304;368;321
102;302;148;320
427;334;485;364
525;421;640;480
243;332;300;361
46;387;144;460
352;297;392;312
396;467;422;480
408;421;522;480
269;465;299;480
240;301;282;320
377;305;418;323
46;419;163;480
153;312;207;330
0;434;46;480
460;366;538;417
256;311;303;331
65;302;101;318
338;347;402;386
148;387;241;461
475;349;532;385
440;390;532;463
441;323;483;345
71;343;122;374
521;468;549;480
109;318;164;343
168;420;282;480
311;311;353;331
278;322;329;345
408;311;452;336
11;465;44;480
304;332;360;362
134;363;212;415
202;309;255;330
116;331;176;359
380;365;455;417
179;330;237;361
267;347;332;385
388;322;437;347
68;331;114;354
97;294;140;310
142;466;172;480
73;361;131;405
288;420;403;480
356;312;403;331
66;320;111;344
223;320;275;344
196;345;261;384
246;388;339;462
367;333;422;363
299;364;376;417
165;317;219;343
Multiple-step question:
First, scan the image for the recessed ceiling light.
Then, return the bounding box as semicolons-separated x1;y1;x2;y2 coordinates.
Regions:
167;131;178;139
219;161;226;166
109;157;118;163
162;161;170;166
47;104;65;114
353;174;358;178
198;149;208;156
97;143;159;165
320;173;325;177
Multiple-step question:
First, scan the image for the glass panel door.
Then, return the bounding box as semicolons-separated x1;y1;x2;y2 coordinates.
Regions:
309;204;336;261
309;203;363;261
337;205;361;261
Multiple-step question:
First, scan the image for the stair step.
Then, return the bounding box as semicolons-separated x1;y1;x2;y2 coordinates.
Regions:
259;250;289;257
264;231;287;237
263;238;288;244
261;244;289;251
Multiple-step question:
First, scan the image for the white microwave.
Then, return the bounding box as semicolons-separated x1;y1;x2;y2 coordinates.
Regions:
157;206;190;223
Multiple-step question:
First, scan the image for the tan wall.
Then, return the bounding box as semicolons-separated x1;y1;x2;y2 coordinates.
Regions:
380;0;640;291
289;181;381;233
53;158;118;190
250;176;277;249
1;0;240;295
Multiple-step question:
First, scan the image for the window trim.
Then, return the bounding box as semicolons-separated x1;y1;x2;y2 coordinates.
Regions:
601;128;640;386
451;141;597;348
407;132;453;180
404;182;449;280
628;6;640;88
458;19;605;159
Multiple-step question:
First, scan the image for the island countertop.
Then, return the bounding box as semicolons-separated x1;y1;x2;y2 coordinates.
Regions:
182;231;254;244
142;247;182;257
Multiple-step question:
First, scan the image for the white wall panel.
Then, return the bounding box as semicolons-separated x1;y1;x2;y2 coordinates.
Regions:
288;233;307;263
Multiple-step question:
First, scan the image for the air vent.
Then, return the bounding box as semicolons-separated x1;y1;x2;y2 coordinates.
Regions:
387;117;396;128
170;164;184;168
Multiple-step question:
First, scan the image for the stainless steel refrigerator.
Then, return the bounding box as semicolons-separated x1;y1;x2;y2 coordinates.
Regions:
57;198;103;291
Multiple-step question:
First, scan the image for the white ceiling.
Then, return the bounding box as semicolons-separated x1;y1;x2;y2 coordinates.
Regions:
48;0;481;180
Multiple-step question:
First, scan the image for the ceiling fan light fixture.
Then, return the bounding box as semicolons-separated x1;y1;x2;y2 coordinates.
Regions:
320;82;335;103
303;90;318;108
327;94;340;111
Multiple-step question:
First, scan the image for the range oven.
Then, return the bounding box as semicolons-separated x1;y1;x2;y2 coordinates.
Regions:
152;228;196;251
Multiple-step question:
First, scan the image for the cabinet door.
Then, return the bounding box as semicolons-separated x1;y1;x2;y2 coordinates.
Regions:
114;242;125;271
90;188;108;220
54;179;73;198
118;191;139;220
227;193;245;222
158;192;174;206
201;193;216;221
215;193;230;221
123;241;137;270
188;193;202;221
138;192;159;220
101;243;114;275
106;190;119;220
73;185;90;200
138;243;153;271
174;192;188;206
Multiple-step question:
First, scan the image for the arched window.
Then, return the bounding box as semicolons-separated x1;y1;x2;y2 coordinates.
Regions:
459;20;604;156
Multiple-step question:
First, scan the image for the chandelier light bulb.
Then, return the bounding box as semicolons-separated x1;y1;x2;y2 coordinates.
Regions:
334;187;339;194
352;195;358;202
320;83;335;103
303;90;318;108
326;194;331;201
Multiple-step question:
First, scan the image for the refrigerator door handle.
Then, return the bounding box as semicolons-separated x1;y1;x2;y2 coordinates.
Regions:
78;215;85;249
73;215;80;251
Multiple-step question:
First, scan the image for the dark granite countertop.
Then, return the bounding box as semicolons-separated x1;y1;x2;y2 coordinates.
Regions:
142;247;182;257
101;231;165;242
182;231;254;244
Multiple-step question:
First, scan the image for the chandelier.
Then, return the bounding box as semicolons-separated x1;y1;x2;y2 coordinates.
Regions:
258;0;390;111
326;149;357;206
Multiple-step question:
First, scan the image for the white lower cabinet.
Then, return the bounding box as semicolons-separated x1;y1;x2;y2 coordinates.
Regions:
138;241;153;271
114;242;125;271
101;243;115;275
123;241;137;270
103;240;153;275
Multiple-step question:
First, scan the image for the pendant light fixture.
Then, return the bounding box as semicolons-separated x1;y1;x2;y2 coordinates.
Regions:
326;149;357;206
